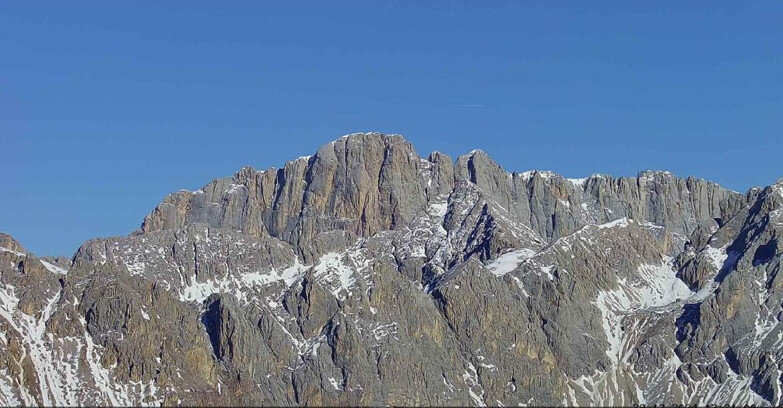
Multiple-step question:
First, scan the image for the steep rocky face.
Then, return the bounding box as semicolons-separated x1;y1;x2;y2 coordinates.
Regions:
0;132;780;407
140;134;438;264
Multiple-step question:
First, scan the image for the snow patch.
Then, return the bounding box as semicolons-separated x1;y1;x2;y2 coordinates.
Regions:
0;246;25;257
372;322;398;342
428;201;449;218
703;245;728;271
40;260;68;275
226;184;247;194
314;252;356;298
462;362;486;407
568;177;588;187
539;265;555;281
598;218;632;229
485;248;536;276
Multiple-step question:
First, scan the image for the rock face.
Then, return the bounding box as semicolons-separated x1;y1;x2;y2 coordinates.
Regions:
0;132;780;406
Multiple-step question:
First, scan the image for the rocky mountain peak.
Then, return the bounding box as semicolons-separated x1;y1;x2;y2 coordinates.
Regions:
139;132;749;262
2;132;781;407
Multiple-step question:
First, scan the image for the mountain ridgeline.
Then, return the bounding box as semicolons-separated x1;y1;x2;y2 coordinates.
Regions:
1;132;781;406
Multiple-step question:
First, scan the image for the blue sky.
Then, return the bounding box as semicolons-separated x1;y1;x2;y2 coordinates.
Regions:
2;1;782;256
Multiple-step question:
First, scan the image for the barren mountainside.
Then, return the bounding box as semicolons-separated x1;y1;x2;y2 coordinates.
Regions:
1;132;782;406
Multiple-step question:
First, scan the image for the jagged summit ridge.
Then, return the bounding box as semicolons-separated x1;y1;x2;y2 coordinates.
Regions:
141;132;744;260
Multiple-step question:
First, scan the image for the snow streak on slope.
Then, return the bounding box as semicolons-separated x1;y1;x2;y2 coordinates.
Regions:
0;282;163;406
568;258;692;406
486;248;536;277
179;257;307;303
0;246;25;257
313;245;374;300
0;284;67;406
568;252;771;406
40;260;68;275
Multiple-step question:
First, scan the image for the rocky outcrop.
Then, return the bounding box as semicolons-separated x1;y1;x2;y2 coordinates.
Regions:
0;233;26;254
0;132;779;406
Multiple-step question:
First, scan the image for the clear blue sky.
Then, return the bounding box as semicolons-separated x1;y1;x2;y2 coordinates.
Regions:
2;1;782;256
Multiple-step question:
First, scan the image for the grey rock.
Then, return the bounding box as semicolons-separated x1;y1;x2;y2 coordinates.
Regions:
0;133;780;407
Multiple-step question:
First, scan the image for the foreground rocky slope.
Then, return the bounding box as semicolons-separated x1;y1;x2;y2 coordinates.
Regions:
1;132;780;406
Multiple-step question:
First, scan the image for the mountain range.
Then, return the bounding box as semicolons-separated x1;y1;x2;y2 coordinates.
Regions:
1;132;781;406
